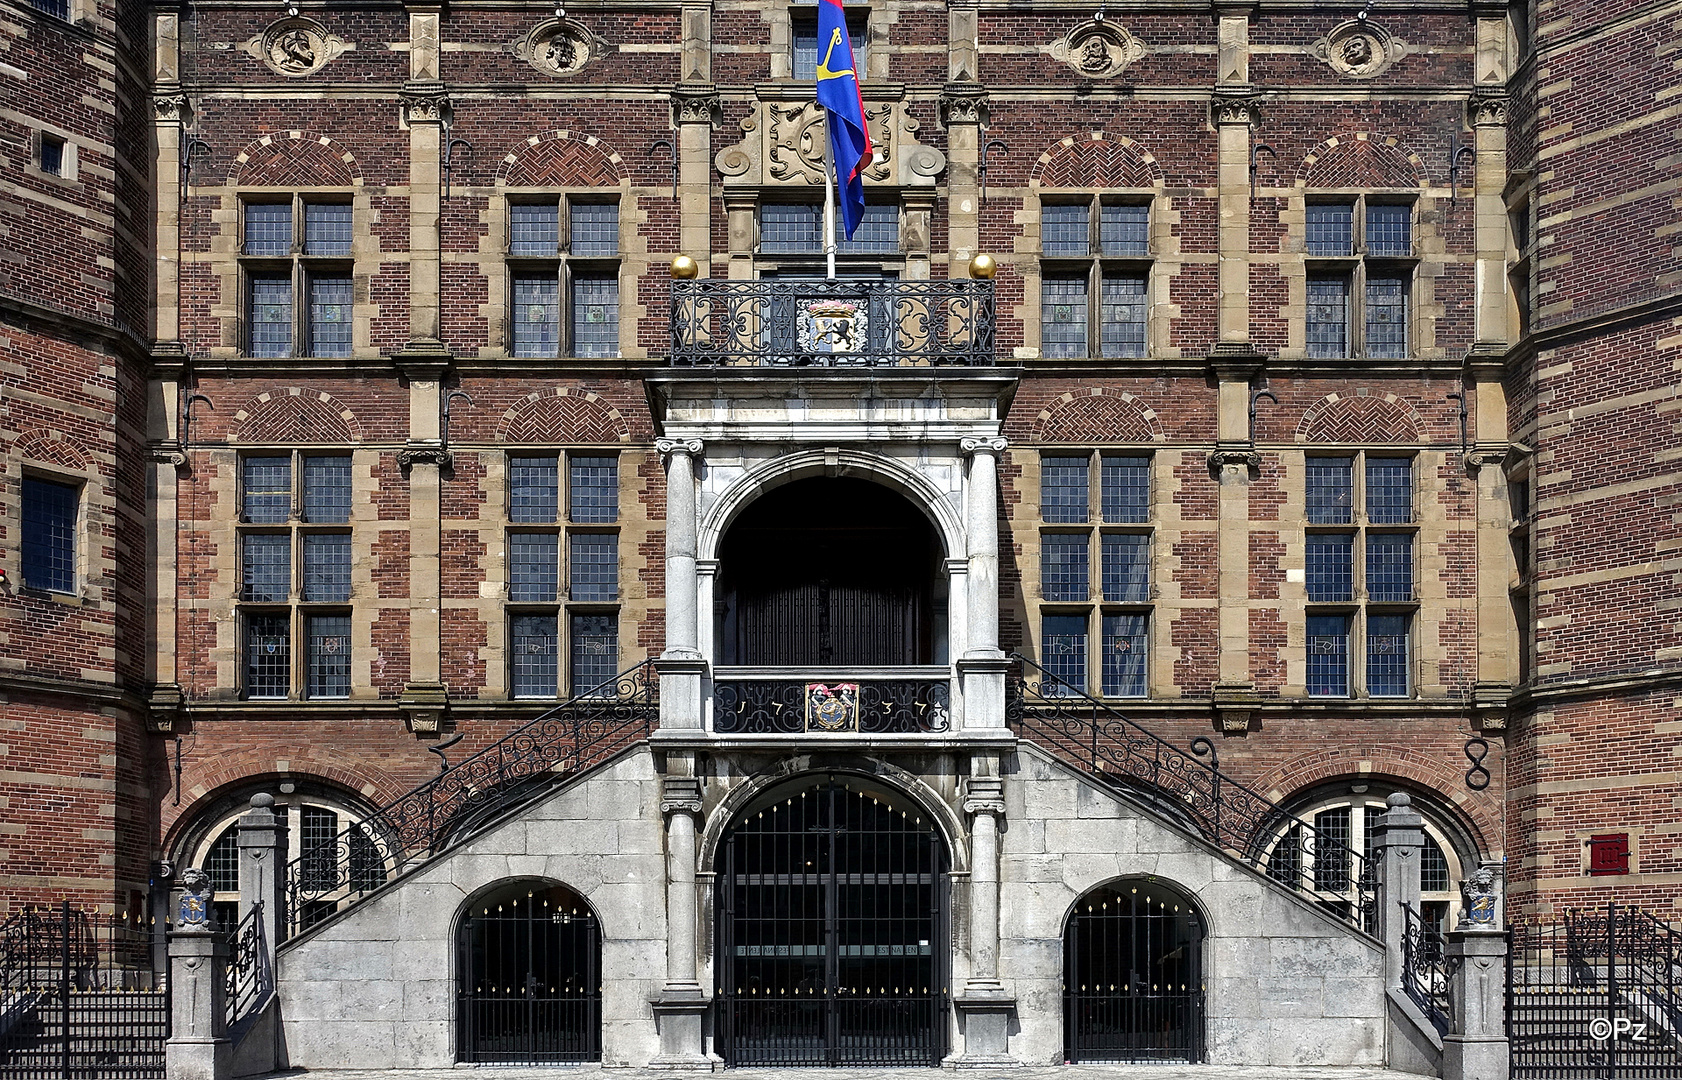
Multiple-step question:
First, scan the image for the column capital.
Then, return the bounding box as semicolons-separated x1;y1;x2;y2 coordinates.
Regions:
1206;447;1261;478
670;83;719;126
1211;87;1264;126
661;776;705;816
962;775;1005;817
153;91;192;125
656;436;704;459
960;435;1008;457
399;84;452;124
397;444;453;473
1468;90;1509;129
939;82;989;127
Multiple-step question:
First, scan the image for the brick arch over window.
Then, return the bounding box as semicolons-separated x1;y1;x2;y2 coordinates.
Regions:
232;388;364;444
1250;749;1498;858
1030;388;1163;444
161;766;401;856
498;130;628;188
498;388;632;444
13;430;94;472
1296;390;1425;444
1030;133;1165;189
231;131;362;188
1296;132;1426;189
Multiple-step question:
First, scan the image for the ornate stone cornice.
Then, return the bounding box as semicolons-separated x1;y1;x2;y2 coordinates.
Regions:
400;85;451;124
938;82;988;127
1211;87;1263;126
670;84;719;126
1468;90;1508;128
960;436;1008;456
656;437;703;459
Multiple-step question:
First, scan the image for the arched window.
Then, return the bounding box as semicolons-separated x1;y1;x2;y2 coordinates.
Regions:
1063;879;1204;1063
1263;785;1473;931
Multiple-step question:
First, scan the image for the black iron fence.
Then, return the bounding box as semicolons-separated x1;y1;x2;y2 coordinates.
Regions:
1400;902;1453;1037
456;894;601;1063
713;674;950;734
670;278;995;367
0;904;168;1080
1007;654;1378;933
221;904;272;1031
1509;905;1682;1078
284;662;658;939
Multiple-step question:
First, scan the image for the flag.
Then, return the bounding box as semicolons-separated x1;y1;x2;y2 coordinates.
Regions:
814;0;872;239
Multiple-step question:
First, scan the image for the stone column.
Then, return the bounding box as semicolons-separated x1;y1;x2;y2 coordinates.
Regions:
652;768;710;1068
166;870;231;1080
953;770;1013;1063
400;86;450;351
958;438;1009;731
1369;791;1424;992
237;793;288;950
657;439;707;731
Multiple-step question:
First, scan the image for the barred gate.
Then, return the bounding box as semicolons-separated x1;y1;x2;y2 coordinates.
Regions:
0;904;168;1080
1509;905;1681;1079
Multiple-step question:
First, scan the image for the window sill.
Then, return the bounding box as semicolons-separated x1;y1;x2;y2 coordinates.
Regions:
15;585;84;607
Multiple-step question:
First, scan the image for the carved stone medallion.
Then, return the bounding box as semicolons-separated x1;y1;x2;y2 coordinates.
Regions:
1310;19;1409;79
512;18;607;77
242;16;348;78
1049;20;1147;80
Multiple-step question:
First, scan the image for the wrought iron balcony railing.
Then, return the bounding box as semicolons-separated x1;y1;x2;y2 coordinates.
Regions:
713;667;951;734
1007;654;1378;934
670;278;994;367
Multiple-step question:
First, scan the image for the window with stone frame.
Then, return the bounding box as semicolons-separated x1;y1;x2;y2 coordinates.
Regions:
790;2;866;81
237;452;355;700
1038;198;1151;359
1036;450;1153;698
506;452;621;699
240;198;355;358
1263;788;1470;933
1303;454;1419;698
1304;198;1416;359
507;198;621;359
20;473;80;594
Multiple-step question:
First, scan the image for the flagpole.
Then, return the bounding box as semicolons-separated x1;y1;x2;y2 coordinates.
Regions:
822;117;837;280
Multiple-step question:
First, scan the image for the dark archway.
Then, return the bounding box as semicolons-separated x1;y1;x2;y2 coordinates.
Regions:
714;774;949;1066
456;881;601;1063
717;477;942;665
1063;878;1205;1063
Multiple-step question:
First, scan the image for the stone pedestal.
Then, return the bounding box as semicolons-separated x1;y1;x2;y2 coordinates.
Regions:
165;928;230;1080
1443;928;1508;1080
951;994;1018;1066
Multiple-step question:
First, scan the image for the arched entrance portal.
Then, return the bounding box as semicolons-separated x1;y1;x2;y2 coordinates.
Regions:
717;477;943;665
715;775;949;1065
456;881;601;1063
1063;879;1205;1063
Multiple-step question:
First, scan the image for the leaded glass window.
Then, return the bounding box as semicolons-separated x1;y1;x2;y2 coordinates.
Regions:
1367;614;1410;697
245;613;291;699
1101;613;1147;697
570;613;617;696
1041;456;1090;523
21;476;77;593
569;457;617;523
1101;534;1149;603
568;534;618;601
1041;534;1089;602
1042;614;1088;693
1101;455;1150;523
307;614;351;699
1306;614;1350;697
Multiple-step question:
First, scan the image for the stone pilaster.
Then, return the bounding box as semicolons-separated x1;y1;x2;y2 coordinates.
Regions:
236;793;287;957
952;769;1014;1064
672;85;717;266
958;438;1008;731
940;83;987;275
1207;348;1265;731
400;85;450;350
1369;792;1425;993
1443;927;1509;1080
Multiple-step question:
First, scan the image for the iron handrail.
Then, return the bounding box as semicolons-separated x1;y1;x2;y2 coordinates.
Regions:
223;902;271;1029
1400;902;1454;1036
282;661;658;939
1006;653;1378;933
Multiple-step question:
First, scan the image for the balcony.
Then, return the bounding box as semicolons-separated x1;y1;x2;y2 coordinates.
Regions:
669;278;995;368
711;667;951;735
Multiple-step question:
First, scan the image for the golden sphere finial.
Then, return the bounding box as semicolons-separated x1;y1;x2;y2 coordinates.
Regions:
968;253;997;279
670;254;699;280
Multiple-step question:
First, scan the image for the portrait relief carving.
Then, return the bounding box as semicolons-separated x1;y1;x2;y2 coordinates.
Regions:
1309;19;1409;79
512;18;608;77
241;17;349;78
1049;20;1148;80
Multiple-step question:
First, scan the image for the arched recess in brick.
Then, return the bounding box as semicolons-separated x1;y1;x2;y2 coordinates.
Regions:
1296;132;1426;189
1296;390;1425;444
1030;133;1165;189
162;766;398;860
498;388;632;444
1030;388;1163;443
232;388;364;444
498;130;628;188
231;130;362;188
1252;749;1498;859
13;431;95;472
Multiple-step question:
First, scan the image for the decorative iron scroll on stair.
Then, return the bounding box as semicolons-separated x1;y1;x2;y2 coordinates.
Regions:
283;662;658;939
1007;653;1378;933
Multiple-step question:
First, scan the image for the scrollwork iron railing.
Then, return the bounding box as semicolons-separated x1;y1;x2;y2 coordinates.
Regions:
713;675;951;734
1007;654;1378;934
670;278;994;367
283;662;658;939
1401;903;1454;1036
223;902;272;1030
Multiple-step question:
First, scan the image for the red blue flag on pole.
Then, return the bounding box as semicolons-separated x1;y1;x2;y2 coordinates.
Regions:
814;0;872;239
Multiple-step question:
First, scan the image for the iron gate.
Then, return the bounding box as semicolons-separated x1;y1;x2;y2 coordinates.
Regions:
0;903;168;1080
1063;880;1204;1063
1509;904;1681;1078
716;775;948;1066
456;885;601;1063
